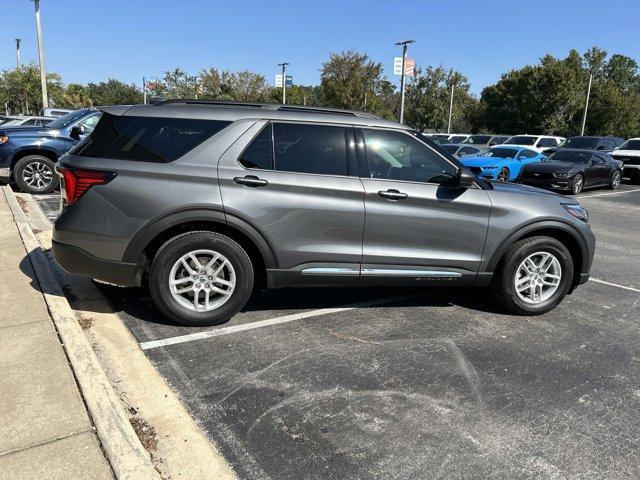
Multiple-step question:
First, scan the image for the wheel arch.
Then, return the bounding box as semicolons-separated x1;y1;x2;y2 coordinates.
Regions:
124;208;277;287
486;220;588;289
10;148;59;170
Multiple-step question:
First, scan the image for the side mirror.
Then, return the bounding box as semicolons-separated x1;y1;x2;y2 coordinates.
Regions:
70;125;85;140
457;168;476;187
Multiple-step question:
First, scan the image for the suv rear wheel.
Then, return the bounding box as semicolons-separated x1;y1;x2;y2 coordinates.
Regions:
149;231;254;326
14;155;59;194
491;236;573;315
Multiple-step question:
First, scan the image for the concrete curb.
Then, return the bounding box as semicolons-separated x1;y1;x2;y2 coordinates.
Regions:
2;186;160;480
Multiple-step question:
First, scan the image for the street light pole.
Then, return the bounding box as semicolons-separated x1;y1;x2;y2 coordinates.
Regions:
32;0;49;108
395;40;415;124
580;73;593;137
15;39;21;69
278;63;289;104
447;83;455;134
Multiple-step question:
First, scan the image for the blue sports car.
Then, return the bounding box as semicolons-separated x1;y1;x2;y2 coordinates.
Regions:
460;146;546;182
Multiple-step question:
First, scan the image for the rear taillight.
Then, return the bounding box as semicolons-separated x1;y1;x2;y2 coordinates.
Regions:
56;166;116;205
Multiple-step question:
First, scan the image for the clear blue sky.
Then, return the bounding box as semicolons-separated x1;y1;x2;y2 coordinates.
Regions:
3;0;639;95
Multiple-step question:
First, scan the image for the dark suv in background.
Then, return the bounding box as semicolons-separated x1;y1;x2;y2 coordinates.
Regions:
52;101;595;326
0;108;101;193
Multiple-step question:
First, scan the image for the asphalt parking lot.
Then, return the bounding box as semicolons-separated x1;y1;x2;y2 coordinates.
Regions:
34;184;640;479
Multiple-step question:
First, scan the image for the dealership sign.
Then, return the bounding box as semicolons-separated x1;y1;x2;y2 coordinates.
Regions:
394;57;415;76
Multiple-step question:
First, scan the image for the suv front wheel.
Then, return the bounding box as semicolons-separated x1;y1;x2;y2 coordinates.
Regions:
491;236;574;315
149;231;254;326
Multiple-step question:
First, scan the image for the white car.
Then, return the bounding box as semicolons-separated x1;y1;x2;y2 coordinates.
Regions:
610;138;640;184
424;133;471;144
503;135;565;153
0;115;54;127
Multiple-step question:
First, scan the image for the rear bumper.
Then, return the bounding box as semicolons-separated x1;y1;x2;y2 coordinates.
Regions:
622;165;640;177
52;240;139;287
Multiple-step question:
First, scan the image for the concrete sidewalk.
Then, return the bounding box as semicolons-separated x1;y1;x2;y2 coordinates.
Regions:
0;192;114;480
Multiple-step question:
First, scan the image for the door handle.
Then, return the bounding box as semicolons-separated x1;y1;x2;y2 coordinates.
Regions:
233;175;268;187
378;189;408;200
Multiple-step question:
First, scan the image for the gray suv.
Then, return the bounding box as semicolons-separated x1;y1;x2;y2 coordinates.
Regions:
52;101;595;325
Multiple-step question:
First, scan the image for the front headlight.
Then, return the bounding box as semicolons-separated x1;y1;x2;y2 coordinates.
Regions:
562;203;589;223
554;171;572;177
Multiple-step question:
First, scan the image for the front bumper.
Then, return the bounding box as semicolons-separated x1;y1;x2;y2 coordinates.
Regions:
622;164;640;177
52;240;139;287
519;178;572;190
0;166;9;178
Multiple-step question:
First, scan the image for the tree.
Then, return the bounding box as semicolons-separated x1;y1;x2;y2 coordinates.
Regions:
85;79;143;105
59;83;93;109
147;68;199;99
320;50;396;119
405;66;477;132
0;62;63;115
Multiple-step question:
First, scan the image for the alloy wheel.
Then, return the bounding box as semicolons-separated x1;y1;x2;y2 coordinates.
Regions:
611;171;621;189
497;168;509;182
572;175;583;194
514;251;562;304
22;161;54;190
168;249;236;312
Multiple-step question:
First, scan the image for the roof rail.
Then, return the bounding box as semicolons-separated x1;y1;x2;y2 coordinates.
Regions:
154;99;274;108
153;99;381;119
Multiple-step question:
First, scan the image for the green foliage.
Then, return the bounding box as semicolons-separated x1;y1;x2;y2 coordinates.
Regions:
85;79;143;105
0;62;63;114
405;66;478;132
320;50;397;119
478;48;640;137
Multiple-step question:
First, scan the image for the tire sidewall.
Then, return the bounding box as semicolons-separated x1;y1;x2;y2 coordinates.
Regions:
610;170;621;189
149;232;253;326
571;174;583;194
14;155;59;194
498;168;510;182
499;238;574;314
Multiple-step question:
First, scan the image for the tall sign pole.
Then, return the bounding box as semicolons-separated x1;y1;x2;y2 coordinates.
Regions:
395;40;415;124
278;63;289;104
580;73;593;136
32;0;49;108
15;39;22;69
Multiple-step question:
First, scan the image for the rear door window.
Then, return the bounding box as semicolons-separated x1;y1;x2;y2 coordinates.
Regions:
272;122;348;176
77;113;230;162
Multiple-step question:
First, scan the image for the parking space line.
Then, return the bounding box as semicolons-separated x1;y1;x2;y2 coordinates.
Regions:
590;278;640;294
139;292;426;350
578;188;640;199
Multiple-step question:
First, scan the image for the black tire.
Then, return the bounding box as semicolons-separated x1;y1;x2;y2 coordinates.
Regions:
149;231;254;326
609;170;622;190
496;167;510;182
13;155;59;194
569;173;584;195
491;236;574;315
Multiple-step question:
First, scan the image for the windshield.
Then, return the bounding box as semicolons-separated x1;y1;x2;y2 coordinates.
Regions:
1;119;24;126
442;145;459;154
479;147;518;159
545;150;591;163
504;136;537;146
463;135;492;145
47;109;90;129
564;137;599;149
620;139;640;150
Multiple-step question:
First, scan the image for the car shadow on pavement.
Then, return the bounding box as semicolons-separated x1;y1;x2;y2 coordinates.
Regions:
95;282;507;329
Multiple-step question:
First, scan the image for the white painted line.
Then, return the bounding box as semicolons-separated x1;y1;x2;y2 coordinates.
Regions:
578;188;640;199
140;292;426;350
590;278;640;294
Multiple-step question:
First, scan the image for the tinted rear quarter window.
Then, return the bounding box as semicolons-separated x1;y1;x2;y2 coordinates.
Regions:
273;122;347;176
77;113;230;162
239;124;273;170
